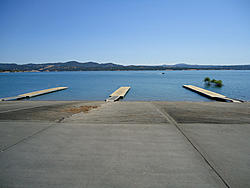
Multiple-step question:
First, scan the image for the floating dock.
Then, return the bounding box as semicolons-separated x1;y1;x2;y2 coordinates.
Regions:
183;85;242;103
106;87;131;102
0;87;68;101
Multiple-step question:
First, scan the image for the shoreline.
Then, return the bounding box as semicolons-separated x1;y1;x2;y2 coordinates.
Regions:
1;100;249;122
1;99;249;103
1;69;250;73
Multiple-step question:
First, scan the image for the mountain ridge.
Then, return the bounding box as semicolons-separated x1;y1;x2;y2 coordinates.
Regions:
1;61;250;71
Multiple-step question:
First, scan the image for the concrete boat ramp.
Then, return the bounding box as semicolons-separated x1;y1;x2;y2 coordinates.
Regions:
0;100;250;187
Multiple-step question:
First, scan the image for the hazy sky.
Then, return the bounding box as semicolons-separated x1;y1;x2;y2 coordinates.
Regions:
0;0;249;65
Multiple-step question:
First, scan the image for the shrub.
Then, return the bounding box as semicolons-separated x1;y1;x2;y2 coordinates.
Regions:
203;77;223;87
215;80;223;87
204;77;210;82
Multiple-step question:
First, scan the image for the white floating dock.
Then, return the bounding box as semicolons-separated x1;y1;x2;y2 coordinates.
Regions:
183;85;242;103
0;87;68;101
106;87;131;102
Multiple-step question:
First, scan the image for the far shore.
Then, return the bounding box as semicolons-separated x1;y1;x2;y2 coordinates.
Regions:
1;69;249;73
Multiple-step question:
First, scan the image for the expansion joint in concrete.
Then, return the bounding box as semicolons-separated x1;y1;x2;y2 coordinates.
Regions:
0;105;47;114
0;123;58;153
151;103;231;188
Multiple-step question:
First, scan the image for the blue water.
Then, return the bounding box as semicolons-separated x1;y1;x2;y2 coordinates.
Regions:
0;70;250;101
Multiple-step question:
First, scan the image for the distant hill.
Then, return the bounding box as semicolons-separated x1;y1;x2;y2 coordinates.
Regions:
163;63;250;70
0;61;124;72
1;61;250;72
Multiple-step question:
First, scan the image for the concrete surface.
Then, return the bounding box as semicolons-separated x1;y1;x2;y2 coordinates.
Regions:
64;102;169;124
0;101;104;121
0;101;250;187
0;123;225;188
153;101;250;124
179;123;250;188
0;101;72;113
0;121;52;151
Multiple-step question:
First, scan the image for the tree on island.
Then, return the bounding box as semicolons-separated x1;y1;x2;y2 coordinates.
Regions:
204;77;223;87
213;80;223;87
204;77;211;85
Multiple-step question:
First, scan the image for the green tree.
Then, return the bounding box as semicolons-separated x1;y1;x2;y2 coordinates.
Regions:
215;80;223;87
204;77;210;85
204;77;211;85
204;77;210;82
211;79;216;83
203;77;223;87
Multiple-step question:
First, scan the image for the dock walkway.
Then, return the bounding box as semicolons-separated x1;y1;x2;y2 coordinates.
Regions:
106;86;131;102
0;87;68;101
183;85;242;103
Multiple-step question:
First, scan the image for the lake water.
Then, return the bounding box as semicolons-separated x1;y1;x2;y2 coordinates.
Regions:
0;70;250;101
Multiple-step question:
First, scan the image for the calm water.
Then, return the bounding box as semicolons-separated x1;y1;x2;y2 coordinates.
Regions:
0;70;250;101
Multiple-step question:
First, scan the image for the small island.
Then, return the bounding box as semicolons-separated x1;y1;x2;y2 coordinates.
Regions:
204;77;223;87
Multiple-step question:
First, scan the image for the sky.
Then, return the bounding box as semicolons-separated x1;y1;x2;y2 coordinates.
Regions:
0;0;250;65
